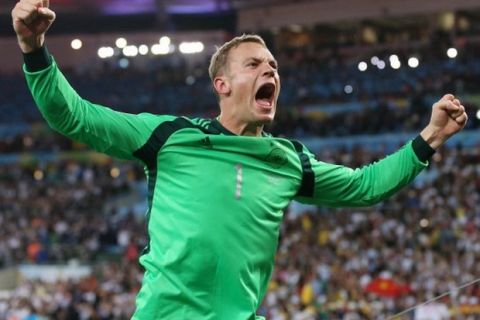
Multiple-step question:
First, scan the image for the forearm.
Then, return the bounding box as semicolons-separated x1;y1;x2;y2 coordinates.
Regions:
297;136;433;207
420;124;448;150
339;138;430;206
23;48;152;160
24;47;89;138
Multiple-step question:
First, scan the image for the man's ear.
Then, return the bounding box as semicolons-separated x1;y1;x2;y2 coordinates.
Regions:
214;76;231;97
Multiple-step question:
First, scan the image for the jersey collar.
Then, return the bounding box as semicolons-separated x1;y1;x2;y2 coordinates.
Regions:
210;119;270;137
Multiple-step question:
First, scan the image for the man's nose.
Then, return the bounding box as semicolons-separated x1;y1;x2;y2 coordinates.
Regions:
262;64;275;77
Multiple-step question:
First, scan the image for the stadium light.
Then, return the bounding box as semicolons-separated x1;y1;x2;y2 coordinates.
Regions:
370;56;380;65
389;54;401;69
358;61;368;72
123;45;139;57
118;58;129;69
377;60;386;70
447;47;458;59
98;47;114;59
344;85;353;94
476;110;480;120
389;54;399;62
71;39;82;50
408;57;419;68
160;36;171;46
179;42;204;54
116;37;127;49
151;43;170;55
139;45;149;55
390;60;401;69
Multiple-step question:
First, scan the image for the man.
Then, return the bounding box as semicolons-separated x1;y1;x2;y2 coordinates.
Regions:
12;1;468;319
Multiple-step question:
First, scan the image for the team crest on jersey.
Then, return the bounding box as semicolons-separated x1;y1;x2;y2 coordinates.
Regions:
266;148;288;168
200;136;213;148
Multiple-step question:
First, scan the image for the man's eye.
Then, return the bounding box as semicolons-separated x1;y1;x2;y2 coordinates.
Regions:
248;62;258;67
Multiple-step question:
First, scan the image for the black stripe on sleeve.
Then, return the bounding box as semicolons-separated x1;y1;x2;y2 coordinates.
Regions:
412;135;436;162
291;140;315;198
23;46;52;72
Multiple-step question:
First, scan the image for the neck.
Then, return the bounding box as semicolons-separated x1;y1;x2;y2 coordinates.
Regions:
217;114;264;137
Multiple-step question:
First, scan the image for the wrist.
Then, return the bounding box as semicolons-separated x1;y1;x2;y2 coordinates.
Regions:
23;46;52;72
420;125;447;150
17;35;45;54
412;135;436;162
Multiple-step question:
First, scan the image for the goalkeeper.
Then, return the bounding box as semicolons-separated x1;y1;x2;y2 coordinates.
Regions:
12;1;468;319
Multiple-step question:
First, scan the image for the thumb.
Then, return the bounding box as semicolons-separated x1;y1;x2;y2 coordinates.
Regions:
38;7;56;21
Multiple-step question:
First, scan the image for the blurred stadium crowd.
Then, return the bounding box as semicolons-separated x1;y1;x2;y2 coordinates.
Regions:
1;146;480;319
2;4;480;320
2;37;480;148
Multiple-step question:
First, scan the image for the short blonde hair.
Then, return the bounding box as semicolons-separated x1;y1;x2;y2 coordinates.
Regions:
208;34;267;93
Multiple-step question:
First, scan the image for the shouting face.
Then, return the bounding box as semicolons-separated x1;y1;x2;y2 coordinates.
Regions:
215;41;281;128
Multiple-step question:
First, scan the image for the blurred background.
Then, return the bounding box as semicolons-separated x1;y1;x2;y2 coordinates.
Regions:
1;0;480;319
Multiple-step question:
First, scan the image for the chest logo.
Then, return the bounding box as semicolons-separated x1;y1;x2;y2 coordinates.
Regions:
200;136;213;148
266;148;288;168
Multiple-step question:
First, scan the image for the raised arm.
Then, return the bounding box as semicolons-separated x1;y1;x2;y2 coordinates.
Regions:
12;0;171;161
294;95;468;207
294;138;429;207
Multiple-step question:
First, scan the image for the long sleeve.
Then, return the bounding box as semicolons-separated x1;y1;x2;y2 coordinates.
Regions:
24;55;174;161
294;140;429;207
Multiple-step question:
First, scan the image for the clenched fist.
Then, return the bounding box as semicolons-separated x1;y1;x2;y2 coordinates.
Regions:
12;0;56;53
421;94;469;149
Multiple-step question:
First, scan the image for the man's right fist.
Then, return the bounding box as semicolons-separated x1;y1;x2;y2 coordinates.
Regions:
12;0;56;53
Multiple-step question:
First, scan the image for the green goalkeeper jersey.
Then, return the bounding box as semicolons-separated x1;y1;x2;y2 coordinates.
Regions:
25;57;429;320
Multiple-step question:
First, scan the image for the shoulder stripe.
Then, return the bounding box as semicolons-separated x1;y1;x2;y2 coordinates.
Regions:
199;119;210;129
133;117;193;167
132;117;196;257
291;140;315;198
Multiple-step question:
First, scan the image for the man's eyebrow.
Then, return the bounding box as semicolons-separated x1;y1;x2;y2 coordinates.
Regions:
244;57;279;66
244;57;262;63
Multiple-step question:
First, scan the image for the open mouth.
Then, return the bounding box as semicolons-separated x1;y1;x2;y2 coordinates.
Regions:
255;83;276;108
